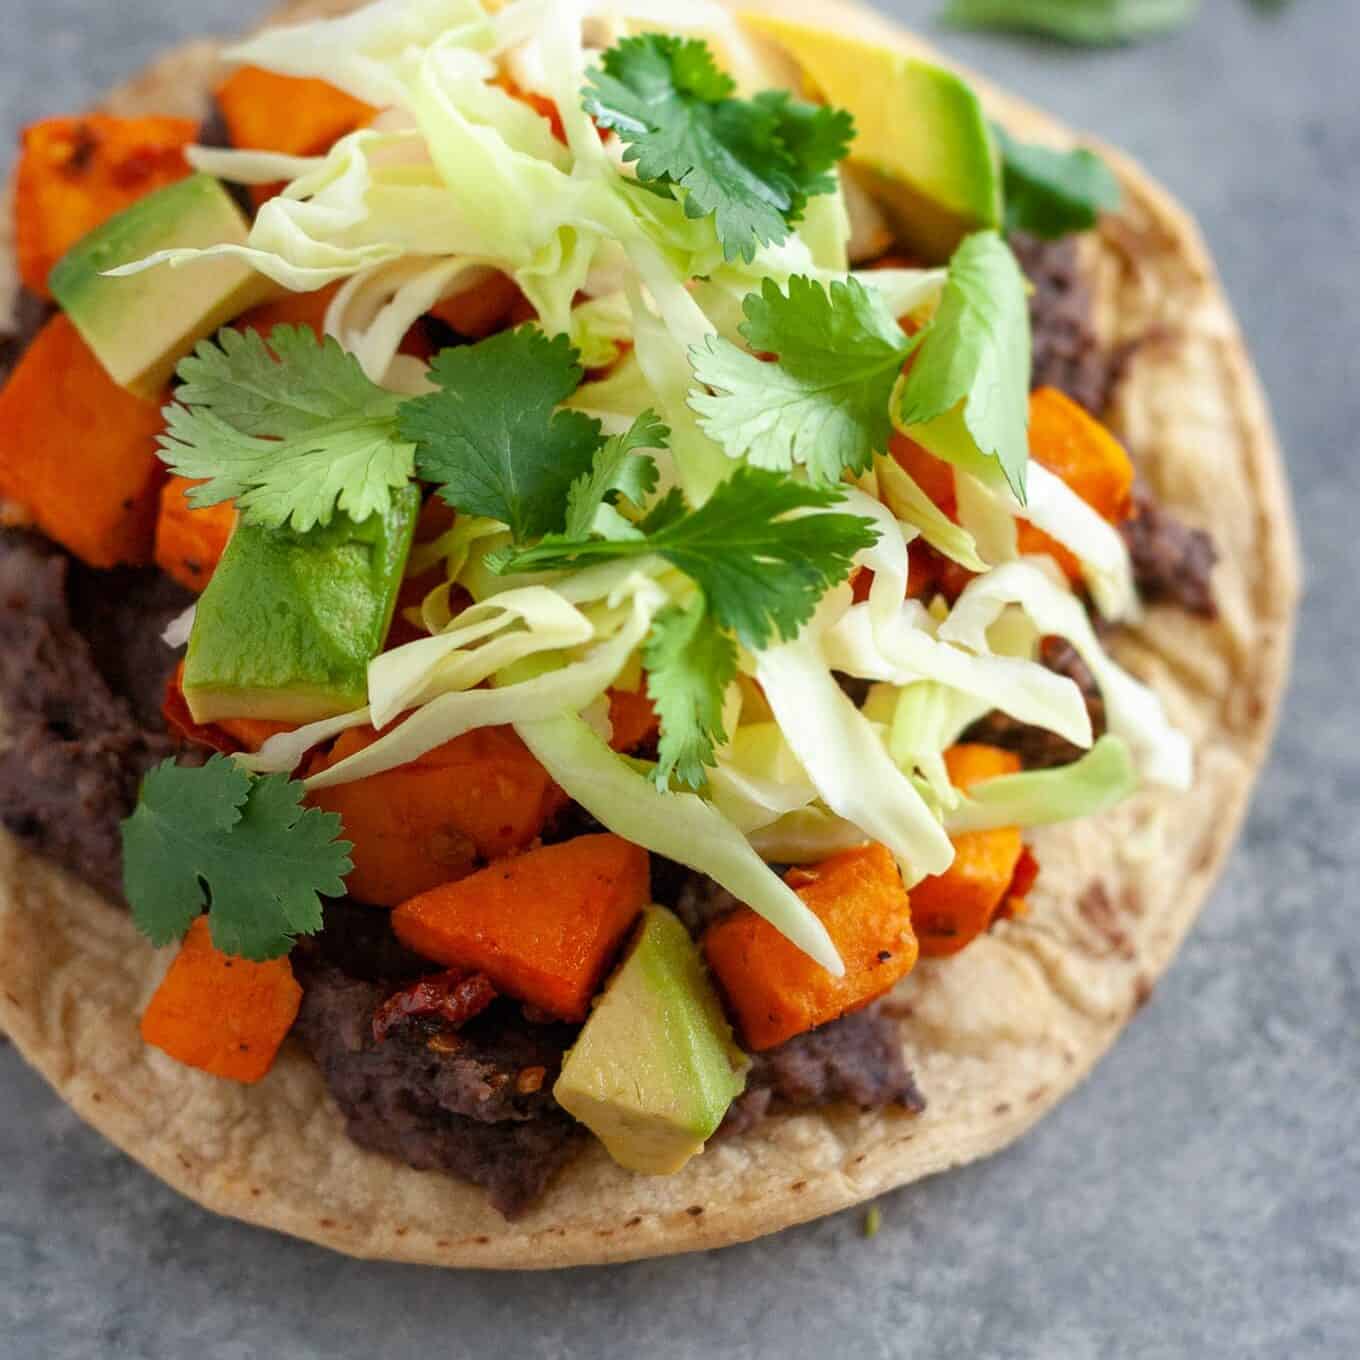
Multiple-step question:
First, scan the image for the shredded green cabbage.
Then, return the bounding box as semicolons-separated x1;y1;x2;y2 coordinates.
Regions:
885;681;993;807
945;735;1138;833
940;561;1192;789
757;623;956;884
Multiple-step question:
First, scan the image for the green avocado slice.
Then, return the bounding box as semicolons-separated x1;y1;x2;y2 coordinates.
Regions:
183;486;420;726
741;14;1002;261
50;173;275;399
555;905;749;1175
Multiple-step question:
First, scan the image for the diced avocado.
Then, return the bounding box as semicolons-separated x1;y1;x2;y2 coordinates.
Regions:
183;486;420;725
50;174;276;399
741;15;1002;261
555;905;748;1175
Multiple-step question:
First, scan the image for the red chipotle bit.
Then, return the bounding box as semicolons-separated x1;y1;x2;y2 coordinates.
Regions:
1007;846;1041;901
995;846;1041;924
372;970;498;1044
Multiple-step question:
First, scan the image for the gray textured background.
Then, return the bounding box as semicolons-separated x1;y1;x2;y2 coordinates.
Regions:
2;2;1356;1357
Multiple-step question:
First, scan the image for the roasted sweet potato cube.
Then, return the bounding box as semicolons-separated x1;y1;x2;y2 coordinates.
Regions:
1028;386;1135;521
0;314;165;566
703;843;918;1051
140;918;302;1084
912;744;1026;958
942;743;1021;790
15;115;195;298
429;272;524;340
391;834;650;1021
1018;386;1136;581
307;725;569;908
154;476;236;591
607;686;660;753
236;281;342;341
216;67;375;204
889;430;956;515
217;67;376;158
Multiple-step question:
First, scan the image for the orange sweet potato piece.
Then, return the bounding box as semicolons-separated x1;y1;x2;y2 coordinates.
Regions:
890;430;956;516
429;273;525;340
217;67;375;204
941;742;1021;791
607;686;660;753
307;725;570;907
1028;387;1135;521
1014;520;1083;581
494;74;568;144
912;744;1026;958
154;476;237;592
14;115;196;298
391;835;651;1021
887;433;980;600
217;67;376;158
702;843;918;1051
236;281;341;341
0;314;165;566
215;716;297;752
1017;387;1136;582
140;918;302;1083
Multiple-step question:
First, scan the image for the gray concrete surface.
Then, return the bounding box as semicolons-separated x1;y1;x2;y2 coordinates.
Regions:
1;2;1356;1356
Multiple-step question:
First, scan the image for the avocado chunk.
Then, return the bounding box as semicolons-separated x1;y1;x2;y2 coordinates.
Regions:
183;486;420;725
555;905;748;1175
741;14;1002;261
50;173;275;398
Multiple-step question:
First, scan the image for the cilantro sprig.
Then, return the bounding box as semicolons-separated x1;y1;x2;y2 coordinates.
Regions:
495;466;876;651
122;756;352;961
691;232;1032;500
690;275;913;483
584;34;854;262
162;326;416;532
941;0;1200;44
994;124;1121;239
894;231;1032;500
399;330;605;542
642;598;739;788
562;411;667;539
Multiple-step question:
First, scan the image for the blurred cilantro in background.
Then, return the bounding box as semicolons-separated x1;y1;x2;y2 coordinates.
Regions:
941;0;1293;45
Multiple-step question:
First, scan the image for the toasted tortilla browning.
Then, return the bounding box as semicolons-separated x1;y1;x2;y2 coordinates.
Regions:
0;0;1299;1266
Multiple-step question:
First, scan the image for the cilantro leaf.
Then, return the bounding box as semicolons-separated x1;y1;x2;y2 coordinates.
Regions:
401;328;604;543
563;410;668;539
498;465;878;650
651;470;875;646
894;231;1032;501
690;275;912;483
161;325;416;532
584;34;853;263
940;0;1199;45
643;597;738;789
122;756;352;962
755;91;855;221
995;124;1121;239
